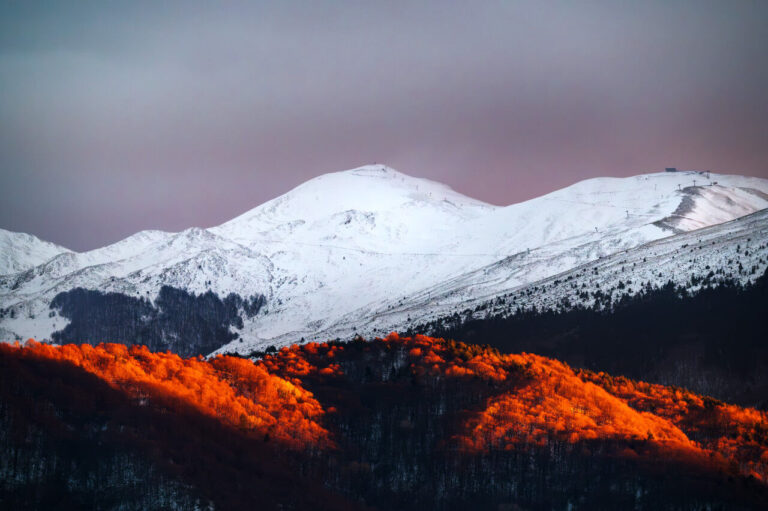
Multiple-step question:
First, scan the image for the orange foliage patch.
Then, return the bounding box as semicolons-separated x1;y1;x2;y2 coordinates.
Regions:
578;369;768;482
260;342;346;381
446;349;768;483
2;340;332;449
389;333;518;381
459;353;697;449
300;333;768;483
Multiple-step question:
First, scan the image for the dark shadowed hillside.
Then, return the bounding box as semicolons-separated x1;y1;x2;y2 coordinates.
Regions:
45;286;265;357
417;270;768;409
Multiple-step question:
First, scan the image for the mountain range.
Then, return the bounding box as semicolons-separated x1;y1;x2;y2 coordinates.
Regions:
1;165;767;356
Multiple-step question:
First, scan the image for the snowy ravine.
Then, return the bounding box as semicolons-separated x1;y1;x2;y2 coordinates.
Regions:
1;165;767;354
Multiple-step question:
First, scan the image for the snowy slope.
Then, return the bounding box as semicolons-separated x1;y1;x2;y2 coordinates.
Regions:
314;208;768;343
1;165;767;352
0;229;71;275
654;184;768;232
211;169;768;351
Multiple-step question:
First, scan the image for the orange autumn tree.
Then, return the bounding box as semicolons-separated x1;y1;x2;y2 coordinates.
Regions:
259;341;345;382
456;352;701;453
2;340;332;449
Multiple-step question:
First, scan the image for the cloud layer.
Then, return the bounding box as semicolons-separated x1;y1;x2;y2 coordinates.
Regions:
1;1;767;250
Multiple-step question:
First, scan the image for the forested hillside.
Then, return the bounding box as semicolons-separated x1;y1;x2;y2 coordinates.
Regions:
44;286;265;357
418;270;768;408
2;335;767;510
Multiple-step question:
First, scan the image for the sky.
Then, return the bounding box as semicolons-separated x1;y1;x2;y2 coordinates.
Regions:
1;1;767;251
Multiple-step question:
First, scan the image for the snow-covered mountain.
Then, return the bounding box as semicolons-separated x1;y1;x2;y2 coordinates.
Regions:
0;229;70;275
1;165;767;354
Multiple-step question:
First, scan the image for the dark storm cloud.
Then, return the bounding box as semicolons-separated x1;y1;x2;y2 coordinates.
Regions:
1;1;767;250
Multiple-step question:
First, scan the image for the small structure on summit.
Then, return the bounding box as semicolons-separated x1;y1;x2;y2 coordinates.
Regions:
665;167;677;173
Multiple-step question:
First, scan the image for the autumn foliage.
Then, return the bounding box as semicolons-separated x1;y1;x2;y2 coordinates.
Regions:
0;340;332;449
578;368;768;482
459;353;696;450
3;332;768;498
258;333;768;484
404;335;768;483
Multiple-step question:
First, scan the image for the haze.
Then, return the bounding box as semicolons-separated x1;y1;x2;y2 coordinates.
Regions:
1;1;767;250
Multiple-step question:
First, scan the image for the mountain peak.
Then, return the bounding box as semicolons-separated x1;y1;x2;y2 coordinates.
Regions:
303;164;448;194
212;165;495;240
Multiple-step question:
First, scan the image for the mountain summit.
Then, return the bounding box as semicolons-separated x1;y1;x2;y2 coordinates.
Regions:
211;164;495;249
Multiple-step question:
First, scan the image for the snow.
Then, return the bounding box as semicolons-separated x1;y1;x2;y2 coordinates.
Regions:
1;165;767;352
319;208;768;344
0;229;70;275
655;185;768;232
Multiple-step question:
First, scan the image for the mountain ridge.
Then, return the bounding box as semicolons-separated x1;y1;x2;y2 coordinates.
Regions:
1;165;767;352
0;228;71;275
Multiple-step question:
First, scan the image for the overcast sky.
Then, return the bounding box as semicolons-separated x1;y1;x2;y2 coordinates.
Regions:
1;1;767;250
